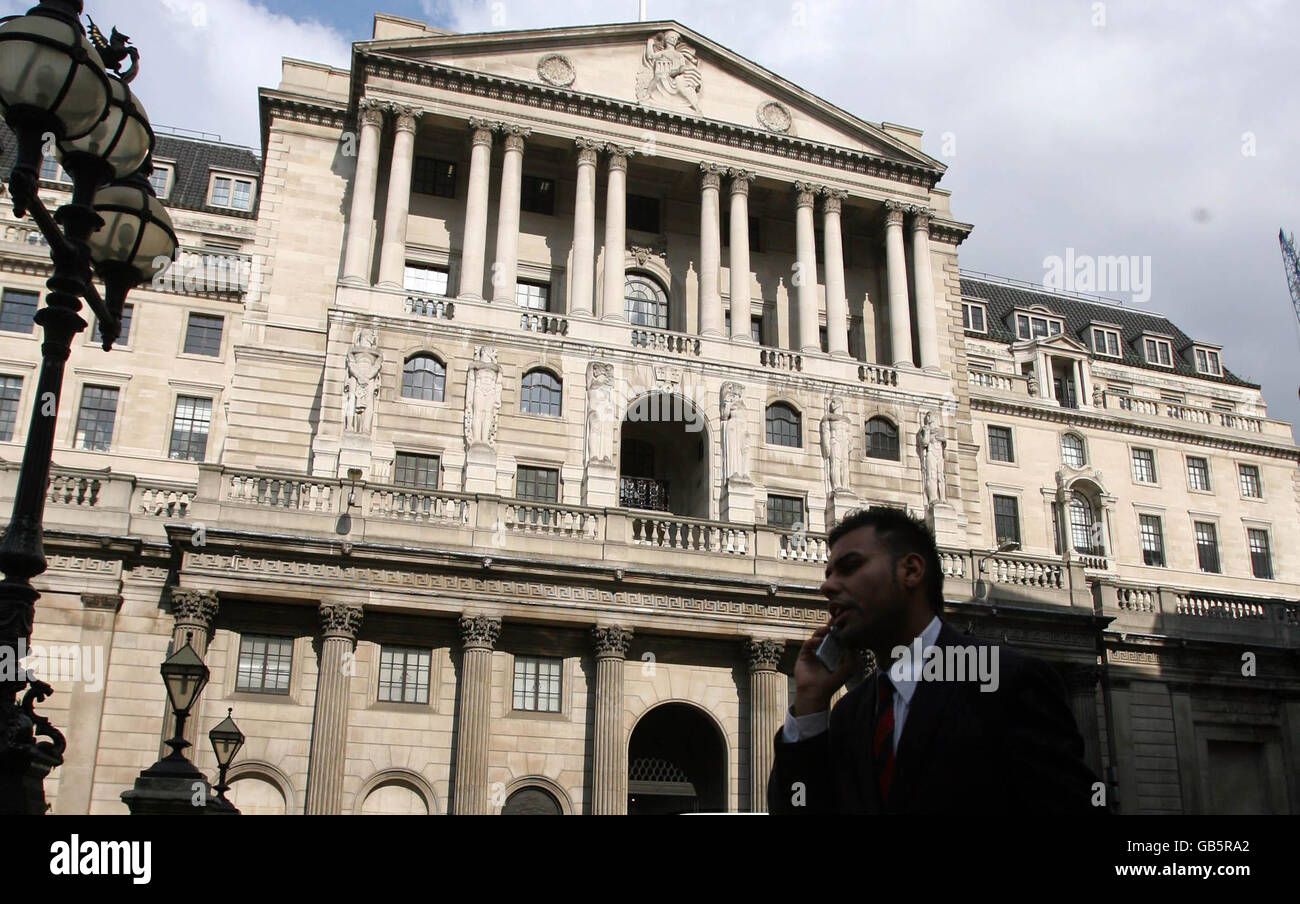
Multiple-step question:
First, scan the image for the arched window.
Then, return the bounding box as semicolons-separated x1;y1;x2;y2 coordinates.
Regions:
765;403;802;447
520;369;562;416
1061;433;1086;468
401;354;445;402
1068;493;1099;554
502;786;563;815
865;417;900;461
624;273;669;329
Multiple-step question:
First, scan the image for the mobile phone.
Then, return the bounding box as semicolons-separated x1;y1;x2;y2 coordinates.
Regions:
815;627;845;672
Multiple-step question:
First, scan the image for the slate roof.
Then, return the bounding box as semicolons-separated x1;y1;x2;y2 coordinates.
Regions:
959;273;1257;390
0;121;261;219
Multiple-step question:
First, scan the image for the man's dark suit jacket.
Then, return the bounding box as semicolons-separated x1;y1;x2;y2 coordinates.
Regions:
767;621;1101;814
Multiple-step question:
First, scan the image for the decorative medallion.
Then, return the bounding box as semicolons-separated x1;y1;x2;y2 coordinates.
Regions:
537;54;576;87
757;100;793;133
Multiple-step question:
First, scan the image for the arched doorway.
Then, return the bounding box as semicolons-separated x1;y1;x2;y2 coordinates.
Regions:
627;702;727;814
619;392;709;517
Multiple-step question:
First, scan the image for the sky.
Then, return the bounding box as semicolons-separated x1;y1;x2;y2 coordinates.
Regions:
7;0;1297;433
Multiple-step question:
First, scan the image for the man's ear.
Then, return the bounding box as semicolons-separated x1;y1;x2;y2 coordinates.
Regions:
896;552;926;592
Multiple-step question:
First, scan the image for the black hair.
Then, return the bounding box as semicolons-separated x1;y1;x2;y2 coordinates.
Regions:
827;506;944;615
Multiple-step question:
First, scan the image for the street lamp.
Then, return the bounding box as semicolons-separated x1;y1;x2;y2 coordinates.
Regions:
208;708;244;807
975;540;1021;604
0;0;174;815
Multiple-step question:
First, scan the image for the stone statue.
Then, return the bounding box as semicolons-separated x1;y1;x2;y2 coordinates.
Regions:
820;397;852;492
464;345;501;449
585;363;617;464
342;327;382;435
916;410;948;507
635;30;702;112
720;382;751;481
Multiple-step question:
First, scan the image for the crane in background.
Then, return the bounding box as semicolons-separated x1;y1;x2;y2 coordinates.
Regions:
1280;229;1300;400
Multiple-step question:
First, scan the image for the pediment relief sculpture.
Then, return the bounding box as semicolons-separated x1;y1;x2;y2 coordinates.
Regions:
635;30;702;112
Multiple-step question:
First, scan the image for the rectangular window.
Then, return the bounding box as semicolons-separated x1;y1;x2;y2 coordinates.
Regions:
750;315;763;345
1186;456;1210;491
626;194;660;233
1194;348;1222;376
235;635;293;694
517;466;559;503
0;289;38;334
1247;529;1273;579
403;264;449;296
767;494;805;530
1139;514;1165;567
39;156;71;183
92;303;134;346
520;175;555;215
209;174;256;211
411;156;457;198
377;646;431;704
992;495;1020;545
394;452;440;490
1131;448;1157;483
1092;328;1120;357
512;655;562;712
1144;337;1173;366
1238;464;1262;498
818;325;828;354
987;425;1014;462
0;375;22;442
516;280;551;311
183;312;224;356
1016;314;1061;340
961;302;986;333
1195;522;1220;573
74;385;119;451
148;164;173;200
168;396;212;461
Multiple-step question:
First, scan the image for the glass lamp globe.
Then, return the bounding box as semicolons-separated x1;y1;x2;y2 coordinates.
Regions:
87;177;178;279
0;5;111;140
59;75;152;183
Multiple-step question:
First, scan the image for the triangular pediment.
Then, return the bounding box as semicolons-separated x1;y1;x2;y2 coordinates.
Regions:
361;21;939;170
1017;333;1091;354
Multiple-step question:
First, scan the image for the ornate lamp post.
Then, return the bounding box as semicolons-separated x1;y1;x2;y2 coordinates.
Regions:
0;0;175;815
208;708;244;810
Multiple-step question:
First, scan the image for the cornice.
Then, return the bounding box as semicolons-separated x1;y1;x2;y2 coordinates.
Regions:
355;50;942;189
970;395;1300;461
258;89;350;151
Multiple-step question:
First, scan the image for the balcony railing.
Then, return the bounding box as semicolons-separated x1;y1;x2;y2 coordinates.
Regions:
630;327;700;356
619;476;669;512
405;294;455;320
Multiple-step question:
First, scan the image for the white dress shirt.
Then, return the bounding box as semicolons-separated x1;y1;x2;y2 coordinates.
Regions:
782;615;942;754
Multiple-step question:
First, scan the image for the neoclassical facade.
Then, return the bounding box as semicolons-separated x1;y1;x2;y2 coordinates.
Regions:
2;14;1297;814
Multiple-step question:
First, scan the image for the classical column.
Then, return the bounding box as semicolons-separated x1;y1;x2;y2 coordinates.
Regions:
569;138;601;316
491;125;530;304
304;603;364;815
793;182;820;353
600;146;632;321
160;589;219;756
452;615;500;814
884;199;915;368
910;206;940;370
591;625;633;814
728;169;755;341
745;638;786;813
376;105;422;290
1062;663;1104;779
340;99;385;286
456;118;496;301
822;189;850;357
698;162;725;337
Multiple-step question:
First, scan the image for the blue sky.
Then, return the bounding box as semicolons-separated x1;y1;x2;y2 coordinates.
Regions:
6;1;1296;431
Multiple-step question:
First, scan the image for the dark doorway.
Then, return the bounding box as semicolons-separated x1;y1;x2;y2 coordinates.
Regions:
627;702;726;814
619;392;709;517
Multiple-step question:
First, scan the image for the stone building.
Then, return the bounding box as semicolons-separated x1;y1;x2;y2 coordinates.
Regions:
1;13;1296;814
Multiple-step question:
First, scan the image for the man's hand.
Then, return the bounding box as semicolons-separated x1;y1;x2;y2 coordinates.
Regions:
792;624;858;716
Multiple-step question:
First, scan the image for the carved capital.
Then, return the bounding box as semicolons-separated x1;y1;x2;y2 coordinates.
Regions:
604;145;634;170
468;118;497;147
909;205;934;231
1060;662;1101;695
793;181;818;208
171;588;219;628
358;98;386;129
884;200;907;228
503;132;527;153
745;637;785;672
575;137;602;165
700;166;722;191
592;625;633;659
821;189;847;216
319;603;364;640
460;614;502;651
728;169;755;195
392;106;422;134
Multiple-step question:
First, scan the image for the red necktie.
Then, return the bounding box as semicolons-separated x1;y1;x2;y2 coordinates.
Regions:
873;675;895;805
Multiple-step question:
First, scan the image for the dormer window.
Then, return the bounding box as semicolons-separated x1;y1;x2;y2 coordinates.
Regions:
1014;312;1063;340
961;301;987;333
208;172;257;211
1090;327;1121;358
148;162;174;200
1193;347;1222;376
1142;337;1173;367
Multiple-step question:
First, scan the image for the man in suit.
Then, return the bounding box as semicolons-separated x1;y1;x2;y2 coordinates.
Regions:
767;506;1102;814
